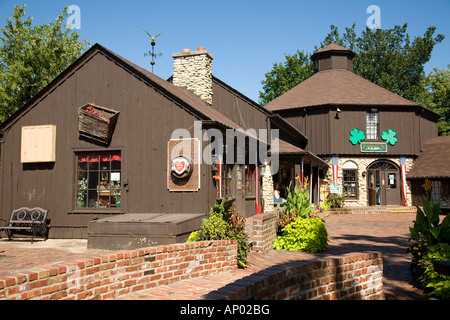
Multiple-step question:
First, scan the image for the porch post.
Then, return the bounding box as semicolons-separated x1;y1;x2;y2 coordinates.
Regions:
309;162;313;203
317;166;320;205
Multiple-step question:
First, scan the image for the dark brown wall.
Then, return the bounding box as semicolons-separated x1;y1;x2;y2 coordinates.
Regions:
277;106;438;156
0;50;217;238
212;79;267;132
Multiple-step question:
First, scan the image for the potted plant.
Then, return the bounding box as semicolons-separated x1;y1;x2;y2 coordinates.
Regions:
77;177;87;207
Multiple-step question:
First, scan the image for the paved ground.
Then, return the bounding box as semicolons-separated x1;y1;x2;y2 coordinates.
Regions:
0;213;430;300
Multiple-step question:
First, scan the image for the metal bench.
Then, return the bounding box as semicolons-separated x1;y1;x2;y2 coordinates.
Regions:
0;207;50;243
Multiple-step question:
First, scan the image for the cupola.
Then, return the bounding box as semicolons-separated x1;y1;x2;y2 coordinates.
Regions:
310;43;356;73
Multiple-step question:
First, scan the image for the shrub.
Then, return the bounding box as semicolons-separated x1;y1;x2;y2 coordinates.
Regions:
418;243;450;299
187;198;250;268
274;216;329;253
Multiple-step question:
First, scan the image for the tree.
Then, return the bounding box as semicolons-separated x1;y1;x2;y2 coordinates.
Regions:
419;66;450;136
259;23;444;107
0;4;90;123
259;50;313;105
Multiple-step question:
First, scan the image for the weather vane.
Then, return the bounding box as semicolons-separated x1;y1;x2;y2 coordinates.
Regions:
142;29;166;73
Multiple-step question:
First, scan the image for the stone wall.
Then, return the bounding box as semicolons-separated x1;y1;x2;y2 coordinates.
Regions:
261;164;274;213
323;156;415;207
172;49;214;105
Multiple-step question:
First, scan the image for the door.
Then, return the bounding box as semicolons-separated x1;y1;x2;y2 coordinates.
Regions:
367;161;401;206
385;170;400;206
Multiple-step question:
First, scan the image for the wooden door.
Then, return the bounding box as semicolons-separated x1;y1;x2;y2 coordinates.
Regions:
385;170;400;205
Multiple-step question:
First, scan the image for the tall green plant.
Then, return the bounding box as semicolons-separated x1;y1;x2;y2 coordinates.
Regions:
283;182;312;219
409;198;450;246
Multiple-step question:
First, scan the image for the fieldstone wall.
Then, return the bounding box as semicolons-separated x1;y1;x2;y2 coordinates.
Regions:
261;164;274;213
323;156;415;207
172;49;214;105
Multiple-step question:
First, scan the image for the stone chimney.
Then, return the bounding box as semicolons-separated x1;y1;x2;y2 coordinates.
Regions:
172;47;214;105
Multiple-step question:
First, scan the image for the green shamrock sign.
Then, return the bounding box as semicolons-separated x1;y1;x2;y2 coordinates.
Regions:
349;128;365;145
382;129;398;146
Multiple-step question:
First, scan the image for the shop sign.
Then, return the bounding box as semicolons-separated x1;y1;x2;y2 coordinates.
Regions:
361;142;387;153
168;139;200;192
330;184;340;194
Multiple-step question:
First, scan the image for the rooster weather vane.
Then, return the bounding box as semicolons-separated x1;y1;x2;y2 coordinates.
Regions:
142;29;166;73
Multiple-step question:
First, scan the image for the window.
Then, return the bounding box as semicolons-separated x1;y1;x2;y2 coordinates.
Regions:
244;165;255;196
76;151;121;209
432;181;441;203
366;112;379;140
342;161;358;199
221;165;232;197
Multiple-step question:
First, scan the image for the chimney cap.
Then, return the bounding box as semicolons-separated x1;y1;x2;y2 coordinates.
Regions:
197;47;206;51
182;48;191;53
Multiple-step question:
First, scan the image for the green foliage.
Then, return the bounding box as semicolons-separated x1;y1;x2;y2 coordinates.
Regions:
418;65;450;136
259;50;313;105
187;198;250;268
409;198;450;246
0;4;90;122
259;23;445;115
283;182;312;218
418;243;450;299
274;217;328;253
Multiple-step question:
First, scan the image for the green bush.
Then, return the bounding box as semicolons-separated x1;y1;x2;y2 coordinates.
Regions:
187;198;250;268
418;243;450;299
274;216;329;253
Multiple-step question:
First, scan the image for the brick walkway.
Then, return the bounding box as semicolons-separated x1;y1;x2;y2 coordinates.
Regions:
0;213;430;300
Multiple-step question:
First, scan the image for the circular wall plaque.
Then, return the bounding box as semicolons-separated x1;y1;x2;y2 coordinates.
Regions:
171;156;192;179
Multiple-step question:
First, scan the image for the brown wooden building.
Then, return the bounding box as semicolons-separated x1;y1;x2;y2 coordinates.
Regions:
265;43;441;207
0;44;326;244
407;136;450;211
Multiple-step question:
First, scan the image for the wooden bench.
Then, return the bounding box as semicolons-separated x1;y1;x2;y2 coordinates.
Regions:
0;207;50;243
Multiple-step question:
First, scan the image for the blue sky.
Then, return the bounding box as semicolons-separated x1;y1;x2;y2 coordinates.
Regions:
0;0;449;102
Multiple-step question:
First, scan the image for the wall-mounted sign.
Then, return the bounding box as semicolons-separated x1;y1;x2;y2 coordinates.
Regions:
361;142;387;153
171;156;192;178
168;139;200;192
21;125;56;163
349;128;365;145
330;184;340;194
381;129;398;146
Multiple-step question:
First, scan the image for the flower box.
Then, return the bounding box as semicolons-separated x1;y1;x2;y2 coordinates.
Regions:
78;103;119;145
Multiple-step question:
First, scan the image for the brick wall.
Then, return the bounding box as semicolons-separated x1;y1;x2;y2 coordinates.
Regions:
246;212;278;254
225;252;384;300
0;240;237;300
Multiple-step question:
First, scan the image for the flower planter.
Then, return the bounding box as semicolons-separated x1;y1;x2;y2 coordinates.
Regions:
78;103;119;145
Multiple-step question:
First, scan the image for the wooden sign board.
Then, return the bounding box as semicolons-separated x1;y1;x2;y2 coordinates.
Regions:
21;125;56;163
167;139;201;192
